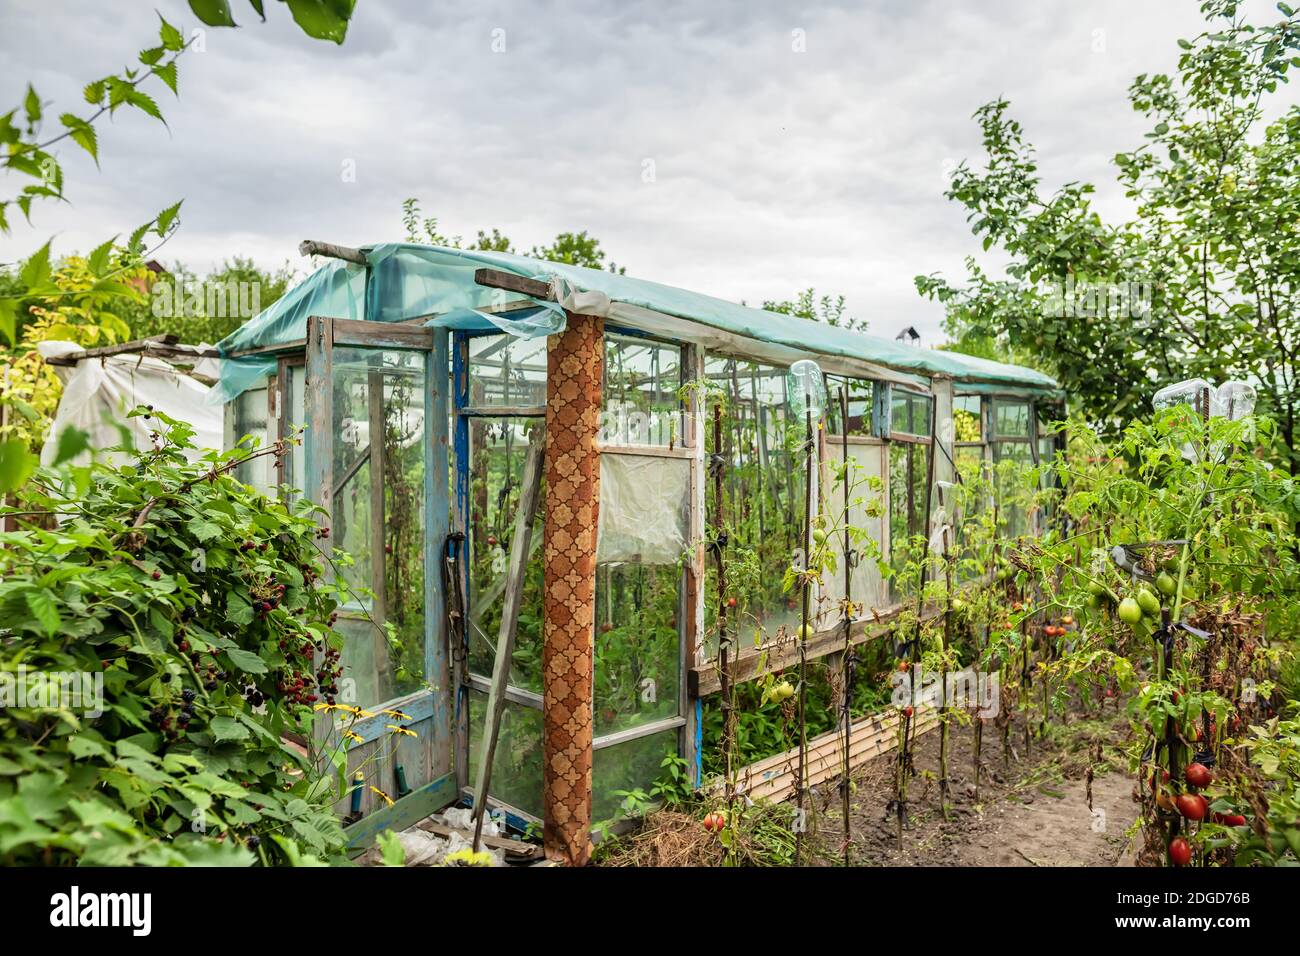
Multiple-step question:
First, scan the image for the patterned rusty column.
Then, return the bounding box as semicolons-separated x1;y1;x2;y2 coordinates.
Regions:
542;312;603;865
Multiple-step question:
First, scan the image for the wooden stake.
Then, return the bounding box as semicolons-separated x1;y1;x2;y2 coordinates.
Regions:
471;435;544;852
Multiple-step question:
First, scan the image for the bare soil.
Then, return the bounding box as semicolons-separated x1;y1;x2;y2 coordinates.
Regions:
810;705;1140;866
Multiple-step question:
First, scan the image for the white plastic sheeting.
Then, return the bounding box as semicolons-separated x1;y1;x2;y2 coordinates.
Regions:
596;453;689;566
37;341;223;468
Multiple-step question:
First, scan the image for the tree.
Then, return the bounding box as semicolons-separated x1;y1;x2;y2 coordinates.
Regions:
398;199;627;270
762;287;865;332
529;230;625;273
916;1;1300;468
0;2;360;490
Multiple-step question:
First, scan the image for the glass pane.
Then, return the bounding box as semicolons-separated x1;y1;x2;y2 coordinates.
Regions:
286;364;306;500
593;729;678;823
233;384;272;494
992;441;1034;538
468;334;547;407
601;333;683;447
703;354;807;648
330;347;427;707
953;395;982;442
825;375;874;437
889;441;930;599
468;689;543;818
993;400;1031;438
890;390;931;437
466;417;545;693
594;563;681;736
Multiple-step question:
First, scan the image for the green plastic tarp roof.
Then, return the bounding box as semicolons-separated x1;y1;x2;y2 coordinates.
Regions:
214;242;1057;401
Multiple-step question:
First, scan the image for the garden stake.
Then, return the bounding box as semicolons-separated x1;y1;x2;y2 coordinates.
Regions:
795;401;814;866
895;400;938;848
712;402;735;815
838;383;854;865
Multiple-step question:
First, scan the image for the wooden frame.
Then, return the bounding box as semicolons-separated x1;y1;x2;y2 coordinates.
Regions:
303;315;453;829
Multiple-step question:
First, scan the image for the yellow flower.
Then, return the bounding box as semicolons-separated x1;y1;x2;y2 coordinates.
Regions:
342;730;363;745
380;709;412;721
369;786;395;807
443;847;495;867
387;724;418;738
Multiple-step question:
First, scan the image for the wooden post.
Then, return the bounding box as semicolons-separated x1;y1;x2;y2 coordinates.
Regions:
541;313;603;866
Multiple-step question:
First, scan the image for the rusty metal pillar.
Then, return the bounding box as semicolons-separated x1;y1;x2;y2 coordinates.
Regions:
541;312;603;865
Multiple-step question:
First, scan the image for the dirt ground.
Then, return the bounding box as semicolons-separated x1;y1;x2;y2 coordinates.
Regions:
810;706;1140;866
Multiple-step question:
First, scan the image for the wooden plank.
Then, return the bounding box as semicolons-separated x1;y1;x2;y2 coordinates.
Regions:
427;330;453;780
471;433;545;848
330;317;434;350
300;239;367;265
473;267;553;300
596;442;692;459
345;772;459;851
716;709;941;804
40;334;201;366
689;601;944;696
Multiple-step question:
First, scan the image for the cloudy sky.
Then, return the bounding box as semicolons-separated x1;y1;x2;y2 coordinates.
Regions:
2;0;1296;340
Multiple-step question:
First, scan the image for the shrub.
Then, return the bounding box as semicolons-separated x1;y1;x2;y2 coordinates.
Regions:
0;409;349;865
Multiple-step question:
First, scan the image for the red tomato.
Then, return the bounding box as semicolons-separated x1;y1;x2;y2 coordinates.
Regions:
1175;793;1209;821
1184;763;1213;789
1168;837;1192;866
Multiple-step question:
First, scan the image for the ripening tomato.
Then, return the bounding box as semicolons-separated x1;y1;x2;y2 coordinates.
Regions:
1175;793;1209;821
1168;837;1192;866
1184;762;1213;789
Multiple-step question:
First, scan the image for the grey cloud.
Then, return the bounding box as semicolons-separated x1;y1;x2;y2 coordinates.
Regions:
2;0;1295;340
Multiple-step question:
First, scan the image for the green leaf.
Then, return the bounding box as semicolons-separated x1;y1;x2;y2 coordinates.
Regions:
153;61;179;97
59;114;98;164
209;716;251;742
19;241;52;289
83;80;105;106
159;15;186;51
86;236;115;275
23;85;41;126
0;440;39;494
188;0;237;27
187;515;223;541
0;297;16;344
155;200;183;237
50;427;91;466
67;736;112;760
126;89;165;125
225;647;268;674
376;829;406;866
283;0;356;44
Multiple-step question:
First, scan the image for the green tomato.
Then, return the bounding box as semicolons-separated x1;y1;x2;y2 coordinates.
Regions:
1118;597;1143;626
1156;571;1177;597
812;528;828;546
1136;588;1161;617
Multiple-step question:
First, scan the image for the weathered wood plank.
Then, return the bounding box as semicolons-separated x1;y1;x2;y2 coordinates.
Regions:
473;268;553;300
471;433;545;847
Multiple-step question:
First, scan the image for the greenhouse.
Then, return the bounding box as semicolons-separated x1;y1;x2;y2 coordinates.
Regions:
214;242;1063;865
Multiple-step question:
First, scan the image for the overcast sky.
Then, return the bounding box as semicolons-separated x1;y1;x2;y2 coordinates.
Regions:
3;0;1296;341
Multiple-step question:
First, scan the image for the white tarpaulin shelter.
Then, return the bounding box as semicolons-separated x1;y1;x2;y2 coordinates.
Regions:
37;340;223;468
